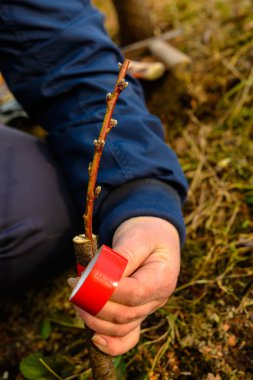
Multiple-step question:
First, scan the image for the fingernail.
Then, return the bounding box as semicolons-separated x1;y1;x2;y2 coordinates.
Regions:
92;334;107;348
68;277;77;288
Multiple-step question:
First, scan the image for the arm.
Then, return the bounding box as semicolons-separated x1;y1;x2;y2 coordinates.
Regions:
0;0;188;354
0;0;187;245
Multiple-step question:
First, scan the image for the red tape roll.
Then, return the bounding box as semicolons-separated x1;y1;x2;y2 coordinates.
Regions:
69;245;128;315
76;263;85;277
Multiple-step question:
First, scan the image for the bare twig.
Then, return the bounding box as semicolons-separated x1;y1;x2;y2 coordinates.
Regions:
84;59;130;255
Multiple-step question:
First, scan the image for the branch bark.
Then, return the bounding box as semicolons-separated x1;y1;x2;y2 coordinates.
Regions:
73;59;130;380
84;59;130;255
73;235;117;380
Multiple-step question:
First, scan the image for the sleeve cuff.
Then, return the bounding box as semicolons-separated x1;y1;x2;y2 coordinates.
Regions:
96;179;186;248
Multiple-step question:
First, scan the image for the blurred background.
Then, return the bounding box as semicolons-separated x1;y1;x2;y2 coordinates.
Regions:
0;0;253;379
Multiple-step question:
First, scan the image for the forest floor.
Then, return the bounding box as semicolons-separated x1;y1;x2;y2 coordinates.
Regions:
0;0;253;379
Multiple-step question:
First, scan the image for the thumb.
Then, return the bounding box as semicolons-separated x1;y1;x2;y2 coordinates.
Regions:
112;217;158;276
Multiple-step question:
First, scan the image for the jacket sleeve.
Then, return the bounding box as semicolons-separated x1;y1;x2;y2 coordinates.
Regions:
0;0;188;246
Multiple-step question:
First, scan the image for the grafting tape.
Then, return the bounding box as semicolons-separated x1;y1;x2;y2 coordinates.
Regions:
70;245;128;315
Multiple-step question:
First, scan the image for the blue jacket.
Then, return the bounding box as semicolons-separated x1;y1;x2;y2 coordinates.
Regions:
0;0;188;246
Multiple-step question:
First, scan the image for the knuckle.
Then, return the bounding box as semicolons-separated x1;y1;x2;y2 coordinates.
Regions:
127;290;143;307
113;325;132;337
112;310;137;325
112;314;127;325
85;318;99;332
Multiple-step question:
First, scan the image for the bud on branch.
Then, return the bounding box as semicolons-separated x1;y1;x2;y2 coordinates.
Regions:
83;59;131;255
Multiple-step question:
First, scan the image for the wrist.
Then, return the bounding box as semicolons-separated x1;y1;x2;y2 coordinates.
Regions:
96;179;186;248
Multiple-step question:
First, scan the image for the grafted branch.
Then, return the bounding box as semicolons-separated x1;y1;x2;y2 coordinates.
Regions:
84;59;130;253
73;59;131;380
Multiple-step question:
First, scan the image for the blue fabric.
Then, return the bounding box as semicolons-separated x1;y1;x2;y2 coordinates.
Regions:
0;0;188;246
0;125;81;297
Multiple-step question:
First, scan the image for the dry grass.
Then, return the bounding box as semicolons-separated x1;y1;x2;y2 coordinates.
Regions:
1;0;253;379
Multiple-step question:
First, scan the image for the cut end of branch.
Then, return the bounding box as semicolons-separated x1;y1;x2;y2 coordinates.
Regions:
73;234;98;265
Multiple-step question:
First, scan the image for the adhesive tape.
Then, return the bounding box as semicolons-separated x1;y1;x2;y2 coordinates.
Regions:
76;263;85;277
69;245;128;315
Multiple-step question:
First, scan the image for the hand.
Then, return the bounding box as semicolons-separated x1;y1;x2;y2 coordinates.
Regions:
70;216;180;356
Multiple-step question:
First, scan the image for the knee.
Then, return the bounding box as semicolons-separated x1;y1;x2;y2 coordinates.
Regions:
0;216;77;299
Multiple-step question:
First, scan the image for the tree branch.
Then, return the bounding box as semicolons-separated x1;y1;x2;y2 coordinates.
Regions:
72;59;130;380
83;59;130;254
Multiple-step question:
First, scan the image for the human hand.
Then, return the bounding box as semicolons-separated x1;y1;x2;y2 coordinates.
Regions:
70;216;180;356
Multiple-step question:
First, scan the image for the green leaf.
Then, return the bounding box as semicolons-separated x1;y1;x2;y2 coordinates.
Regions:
49;311;84;329
78;369;92;380
113;356;126;380
19;354;54;380
39;319;52;340
245;193;253;206
242;219;250;229
19;354;74;380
